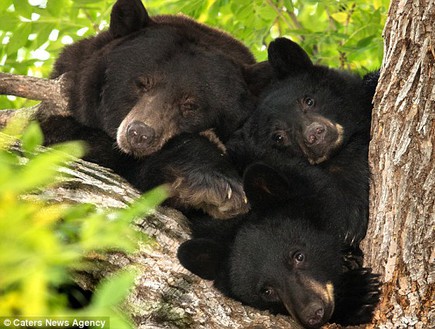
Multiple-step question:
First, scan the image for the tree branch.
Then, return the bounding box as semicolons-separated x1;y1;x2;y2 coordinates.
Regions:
0;72;70;105
0;73;71;124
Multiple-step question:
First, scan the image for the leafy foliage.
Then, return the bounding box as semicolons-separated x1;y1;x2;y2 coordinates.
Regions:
0;119;167;327
0;0;389;108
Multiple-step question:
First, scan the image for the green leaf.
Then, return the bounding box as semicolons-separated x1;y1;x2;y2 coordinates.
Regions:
122;185;168;219
0;144;82;194
331;12;349;25
0;13;19;31
21;121;43;154
51;140;86;159
34;23;56;49
6;23;32;54
92;270;137;309
357;35;376;49
13;0;33;19
0;0;13;12
47;0;65;17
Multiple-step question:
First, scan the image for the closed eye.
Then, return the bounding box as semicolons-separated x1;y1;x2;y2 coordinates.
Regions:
180;101;199;117
134;76;154;92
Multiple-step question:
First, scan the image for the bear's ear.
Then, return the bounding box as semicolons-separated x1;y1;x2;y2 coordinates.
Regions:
243;61;275;96
177;238;226;280
267;37;313;78
110;0;153;37
243;163;294;208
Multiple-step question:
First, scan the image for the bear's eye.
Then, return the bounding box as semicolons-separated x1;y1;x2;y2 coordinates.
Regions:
304;96;315;107
260;286;278;301
293;251;305;263
180;102;198;116
135;76;154;92
272;131;287;145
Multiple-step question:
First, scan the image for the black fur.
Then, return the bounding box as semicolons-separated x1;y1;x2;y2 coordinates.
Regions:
39;0;273;218
43;0;267;157
38;5;380;325
178;164;381;328
177;39;381;328
227;38;379;246
40;115;247;219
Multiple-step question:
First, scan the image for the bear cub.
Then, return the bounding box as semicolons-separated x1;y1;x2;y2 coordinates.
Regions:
178;163;381;329
227;38;379;247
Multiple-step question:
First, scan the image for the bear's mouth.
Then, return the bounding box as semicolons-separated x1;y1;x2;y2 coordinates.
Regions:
118;134;166;158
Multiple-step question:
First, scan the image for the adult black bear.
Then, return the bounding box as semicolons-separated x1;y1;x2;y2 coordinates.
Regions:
227;38;379;247
43;0;265;158
178;163;380;329
39;0;272;218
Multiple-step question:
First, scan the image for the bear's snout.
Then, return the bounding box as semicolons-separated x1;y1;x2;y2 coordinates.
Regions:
304;302;326;328
304;122;327;145
127;121;156;150
298;118;344;164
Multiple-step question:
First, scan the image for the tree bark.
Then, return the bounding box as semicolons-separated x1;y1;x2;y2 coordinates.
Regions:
362;0;435;328
0;72;70;128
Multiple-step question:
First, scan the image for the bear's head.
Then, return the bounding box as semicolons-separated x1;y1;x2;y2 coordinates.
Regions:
108;40;257;157
177;163;342;329
246;38;376;164
84;0;271;157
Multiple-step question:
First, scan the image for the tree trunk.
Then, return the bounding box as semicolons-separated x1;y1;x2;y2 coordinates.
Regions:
362;0;435;328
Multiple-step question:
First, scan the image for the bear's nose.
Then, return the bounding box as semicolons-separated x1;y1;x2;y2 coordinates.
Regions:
126;121;155;149
304;122;327;145
304;303;325;328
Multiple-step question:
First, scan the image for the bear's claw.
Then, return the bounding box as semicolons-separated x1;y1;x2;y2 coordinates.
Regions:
171;173;250;219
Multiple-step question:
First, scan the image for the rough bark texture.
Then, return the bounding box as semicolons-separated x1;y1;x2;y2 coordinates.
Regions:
0;72;68;105
362;0;435;328
0;72;70;128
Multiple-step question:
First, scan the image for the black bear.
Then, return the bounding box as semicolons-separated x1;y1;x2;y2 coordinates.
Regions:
177;163;380;329
227;38;379;247
43;0;264;158
39;0;272;218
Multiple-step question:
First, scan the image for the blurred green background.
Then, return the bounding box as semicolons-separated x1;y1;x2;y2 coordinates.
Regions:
0;0;389;109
